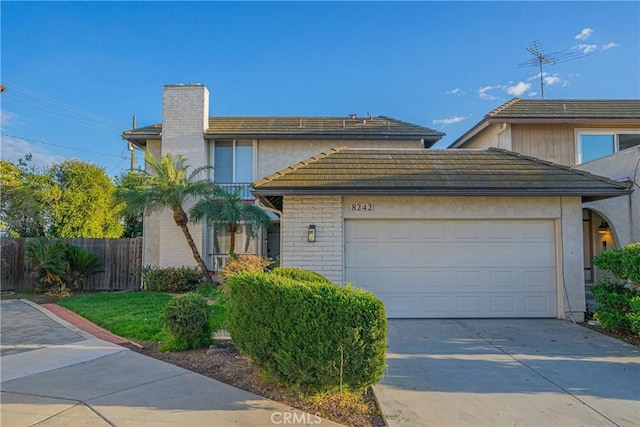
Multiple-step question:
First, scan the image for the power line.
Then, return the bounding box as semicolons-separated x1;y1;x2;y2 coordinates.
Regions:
1;133;128;159
0;80;126;130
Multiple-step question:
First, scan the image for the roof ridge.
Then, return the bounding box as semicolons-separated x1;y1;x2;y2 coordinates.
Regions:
253;146;348;187
487;98;521;118
486;147;630;189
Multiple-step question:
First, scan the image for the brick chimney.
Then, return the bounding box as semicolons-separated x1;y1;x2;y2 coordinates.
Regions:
161;84;209;169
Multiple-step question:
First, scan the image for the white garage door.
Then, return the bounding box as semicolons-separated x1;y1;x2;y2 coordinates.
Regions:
345;219;557;318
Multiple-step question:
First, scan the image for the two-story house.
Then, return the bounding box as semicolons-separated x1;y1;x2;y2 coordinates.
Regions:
123;85;629;322
448;98;640;285
122;84;443;271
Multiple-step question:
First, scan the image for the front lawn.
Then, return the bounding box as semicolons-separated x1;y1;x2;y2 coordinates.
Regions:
58;291;173;342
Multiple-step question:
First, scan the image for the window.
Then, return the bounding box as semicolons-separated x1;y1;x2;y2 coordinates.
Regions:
576;130;640;164
212;140;254;182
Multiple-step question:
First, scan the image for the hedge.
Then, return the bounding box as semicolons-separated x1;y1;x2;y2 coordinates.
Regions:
142;266;208;293
226;272;387;392
269;267;332;284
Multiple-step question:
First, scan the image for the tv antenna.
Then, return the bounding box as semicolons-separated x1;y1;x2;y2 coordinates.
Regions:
519;40;587;99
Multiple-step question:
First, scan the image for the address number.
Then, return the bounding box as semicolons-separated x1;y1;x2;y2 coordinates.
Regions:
351;203;374;211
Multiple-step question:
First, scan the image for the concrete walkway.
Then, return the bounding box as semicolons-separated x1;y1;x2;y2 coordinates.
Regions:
0;299;341;426
375;319;640;427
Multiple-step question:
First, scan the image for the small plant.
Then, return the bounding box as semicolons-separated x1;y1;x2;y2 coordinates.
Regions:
63;244;102;289
161;293;212;351
142;266;208;293
26;238;67;291
25;238;101;295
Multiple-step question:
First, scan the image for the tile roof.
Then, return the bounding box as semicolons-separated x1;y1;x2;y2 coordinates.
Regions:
449;98;640;148
123;116;444;145
253;147;631;206
486;98;640;120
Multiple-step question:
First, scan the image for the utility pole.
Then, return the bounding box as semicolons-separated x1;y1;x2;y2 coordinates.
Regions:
130;115;136;172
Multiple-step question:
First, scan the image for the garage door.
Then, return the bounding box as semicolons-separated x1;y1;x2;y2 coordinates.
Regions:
345;219;557;318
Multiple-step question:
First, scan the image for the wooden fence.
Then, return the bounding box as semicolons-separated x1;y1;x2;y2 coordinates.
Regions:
0;238;143;291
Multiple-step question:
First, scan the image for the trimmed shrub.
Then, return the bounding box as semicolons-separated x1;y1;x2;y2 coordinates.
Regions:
593;242;640;287
143;266;208;293
226;272;387;392
590;280;636;332
269;267;332;284
628;296;640;334
162;293;212;351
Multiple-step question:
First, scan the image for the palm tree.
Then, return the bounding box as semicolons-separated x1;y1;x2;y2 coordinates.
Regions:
115;151;214;282
190;186;271;256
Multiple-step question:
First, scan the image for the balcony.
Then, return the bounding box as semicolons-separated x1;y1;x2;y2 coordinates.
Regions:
215;182;254;200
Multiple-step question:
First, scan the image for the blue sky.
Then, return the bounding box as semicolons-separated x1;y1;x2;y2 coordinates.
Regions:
1;1;639;176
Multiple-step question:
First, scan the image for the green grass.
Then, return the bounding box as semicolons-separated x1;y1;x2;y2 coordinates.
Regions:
58;292;173;342
57;287;230;344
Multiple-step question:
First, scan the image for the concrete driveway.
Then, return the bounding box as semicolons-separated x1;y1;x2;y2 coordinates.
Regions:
374;319;640;427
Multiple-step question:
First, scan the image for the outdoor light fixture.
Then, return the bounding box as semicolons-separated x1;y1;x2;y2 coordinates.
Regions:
308;225;316;242
598;221;610;234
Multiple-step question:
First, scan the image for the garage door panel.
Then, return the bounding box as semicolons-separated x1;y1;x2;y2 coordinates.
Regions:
525;296;553;315
345;219;557;318
489;271;516;289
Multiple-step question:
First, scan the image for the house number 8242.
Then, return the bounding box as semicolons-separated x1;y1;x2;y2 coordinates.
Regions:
351;203;374;211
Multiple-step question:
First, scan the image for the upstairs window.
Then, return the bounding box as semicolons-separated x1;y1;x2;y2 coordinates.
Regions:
212;140;254;182
576;130;640;164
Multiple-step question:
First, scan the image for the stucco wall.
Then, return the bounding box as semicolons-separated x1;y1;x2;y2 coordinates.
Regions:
280;194;585;320
256;139;421;178
578;146;640;246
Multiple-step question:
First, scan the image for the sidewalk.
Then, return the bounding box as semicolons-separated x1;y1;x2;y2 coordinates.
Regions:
1;299;342;426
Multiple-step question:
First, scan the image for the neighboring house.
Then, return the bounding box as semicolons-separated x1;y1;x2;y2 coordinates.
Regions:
252;147;629;321
448;98;640;284
122;84;443;271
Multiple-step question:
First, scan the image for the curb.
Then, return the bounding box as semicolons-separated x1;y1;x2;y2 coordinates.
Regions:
40;303;132;346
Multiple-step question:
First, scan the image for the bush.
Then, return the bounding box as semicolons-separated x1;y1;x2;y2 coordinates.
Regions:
628;296;640;334
593;242;640;287
590;281;635;332
269;267;332;284
161;293;212;351
226;272;387;393
220;254;272;282
143;266;207;293
26;238;101;294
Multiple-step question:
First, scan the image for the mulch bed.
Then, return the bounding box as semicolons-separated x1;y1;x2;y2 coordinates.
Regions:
124;341;385;427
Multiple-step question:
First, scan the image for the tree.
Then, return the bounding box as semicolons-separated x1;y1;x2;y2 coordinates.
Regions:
190;186;271;255
1;157;123;238
0;157;55;237
114;152;214;281
49;160;123;238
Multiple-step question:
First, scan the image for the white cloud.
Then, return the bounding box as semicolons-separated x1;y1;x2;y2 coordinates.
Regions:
576;44;598;54
602;42;619;50
446;88;466;96
432;115;468;127
478;85;501;100
575;28;594;40
0;135;64;169
543;75;561;86
0;111;19;130
505;82;531;96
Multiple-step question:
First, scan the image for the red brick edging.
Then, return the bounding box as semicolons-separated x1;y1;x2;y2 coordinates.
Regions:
41;303;130;345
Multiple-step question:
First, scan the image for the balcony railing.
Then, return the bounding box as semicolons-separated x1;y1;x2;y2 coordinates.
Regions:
215;182;254;200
